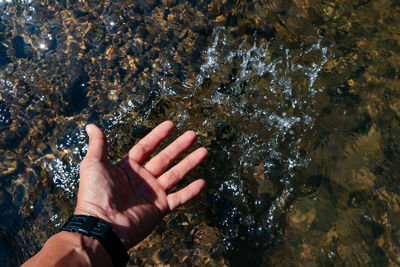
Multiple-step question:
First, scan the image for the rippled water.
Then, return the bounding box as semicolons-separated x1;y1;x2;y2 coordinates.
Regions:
1;0;400;266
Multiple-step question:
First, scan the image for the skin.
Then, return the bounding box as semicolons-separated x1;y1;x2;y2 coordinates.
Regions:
23;120;208;266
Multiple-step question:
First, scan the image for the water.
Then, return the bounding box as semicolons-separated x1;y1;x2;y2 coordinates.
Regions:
1;0;400;266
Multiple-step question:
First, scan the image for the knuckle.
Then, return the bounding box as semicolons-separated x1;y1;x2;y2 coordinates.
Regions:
80;157;98;170
157;152;171;165
136;141;149;155
186;154;197;167
169;168;181;182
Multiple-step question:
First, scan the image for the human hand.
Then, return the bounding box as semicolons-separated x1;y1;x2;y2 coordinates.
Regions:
75;121;208;250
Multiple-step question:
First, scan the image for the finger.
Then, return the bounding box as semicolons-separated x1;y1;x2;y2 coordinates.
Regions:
167;179;206;211
124;120;175;165
144;130;197;176
158;147;208;191
85;124;108;161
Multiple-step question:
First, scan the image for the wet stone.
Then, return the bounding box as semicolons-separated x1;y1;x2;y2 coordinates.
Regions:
0;100;11;131
62;74;89;116
0;186;25;265
12;36;26;58
0;43;10;66
0;187;16;230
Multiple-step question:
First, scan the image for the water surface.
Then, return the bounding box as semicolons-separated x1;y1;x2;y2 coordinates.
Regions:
1;0;400;266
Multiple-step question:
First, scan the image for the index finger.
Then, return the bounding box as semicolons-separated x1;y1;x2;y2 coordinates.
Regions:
123;120;175;164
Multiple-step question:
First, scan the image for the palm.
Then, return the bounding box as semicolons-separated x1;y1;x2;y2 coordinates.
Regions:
75;121;207;249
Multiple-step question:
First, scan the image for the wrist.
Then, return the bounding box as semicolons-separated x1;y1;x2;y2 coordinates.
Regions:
64;214;130;266
56;231;112;265
74;208;130;249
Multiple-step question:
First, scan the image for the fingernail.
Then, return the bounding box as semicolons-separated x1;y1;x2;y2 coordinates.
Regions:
86;125;92;136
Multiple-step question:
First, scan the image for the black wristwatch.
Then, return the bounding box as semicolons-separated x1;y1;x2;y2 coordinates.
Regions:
60;215;129;267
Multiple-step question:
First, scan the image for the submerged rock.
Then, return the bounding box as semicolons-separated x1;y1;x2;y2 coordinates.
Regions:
0;43;10;66
63;74;89;116
0;100;11;131
12;36;26;58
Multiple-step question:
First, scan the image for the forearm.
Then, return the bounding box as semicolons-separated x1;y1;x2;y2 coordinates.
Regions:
22;231;113;267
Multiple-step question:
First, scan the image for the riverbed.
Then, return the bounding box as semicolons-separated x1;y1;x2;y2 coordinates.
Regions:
1;0;400;266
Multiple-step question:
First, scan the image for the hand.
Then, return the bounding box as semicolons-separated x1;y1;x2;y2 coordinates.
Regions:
75;120;208;249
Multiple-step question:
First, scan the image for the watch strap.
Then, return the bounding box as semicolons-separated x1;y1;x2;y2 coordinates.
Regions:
61;215;129;267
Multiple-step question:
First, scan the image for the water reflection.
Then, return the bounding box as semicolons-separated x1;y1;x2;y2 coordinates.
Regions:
1;0;400;266
187;25;329;265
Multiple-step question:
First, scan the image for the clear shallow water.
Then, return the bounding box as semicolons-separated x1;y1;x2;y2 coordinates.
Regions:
1;0;400;266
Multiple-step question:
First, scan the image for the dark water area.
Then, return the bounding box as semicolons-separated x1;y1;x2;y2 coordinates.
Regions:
1;0;400;266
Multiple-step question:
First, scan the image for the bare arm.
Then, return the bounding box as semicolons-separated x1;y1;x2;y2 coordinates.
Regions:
22;231;112;267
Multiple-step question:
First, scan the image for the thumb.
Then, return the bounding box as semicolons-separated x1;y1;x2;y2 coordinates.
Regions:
85;124;108;161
